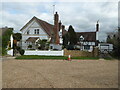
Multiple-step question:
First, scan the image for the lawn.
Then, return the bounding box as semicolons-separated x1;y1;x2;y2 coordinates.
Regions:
15;55;99;60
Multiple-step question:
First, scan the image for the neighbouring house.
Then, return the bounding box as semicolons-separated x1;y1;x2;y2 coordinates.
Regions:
20;12;66;50
75;21;99;52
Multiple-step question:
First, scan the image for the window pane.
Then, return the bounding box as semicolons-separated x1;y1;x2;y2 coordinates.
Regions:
34;29;36;34
37;29;39;34
84;45;90;50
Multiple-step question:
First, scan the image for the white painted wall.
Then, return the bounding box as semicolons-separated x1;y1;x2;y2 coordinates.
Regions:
96;32;98;40
21;19;49;49
83;42;95;46
50;44;62;50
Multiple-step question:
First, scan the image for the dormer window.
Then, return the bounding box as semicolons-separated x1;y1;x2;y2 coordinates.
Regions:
34;29;37;34
34;29;39;34
37;29;39;34
79;35;84;41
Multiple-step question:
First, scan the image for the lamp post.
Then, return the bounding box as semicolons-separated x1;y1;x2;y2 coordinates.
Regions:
79;36;84;50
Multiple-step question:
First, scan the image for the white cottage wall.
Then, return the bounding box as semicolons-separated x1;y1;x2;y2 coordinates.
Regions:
21;19;49;49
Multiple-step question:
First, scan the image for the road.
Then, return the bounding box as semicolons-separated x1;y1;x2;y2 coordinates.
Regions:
2;58;118;88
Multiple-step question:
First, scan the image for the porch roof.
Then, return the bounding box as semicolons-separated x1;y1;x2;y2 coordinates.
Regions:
26;37;39;43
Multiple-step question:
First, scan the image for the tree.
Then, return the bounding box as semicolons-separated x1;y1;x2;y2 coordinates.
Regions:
2;28;13;55
62;25;77;49
13;33;22;41
107;27;120;59
62;33;69;48
68;25;77;45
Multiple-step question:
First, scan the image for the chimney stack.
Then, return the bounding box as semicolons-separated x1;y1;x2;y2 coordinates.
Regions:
59;21;62;31
62;25;65;35
54;12;59;26
96;20;99;46
96;20;99;32
54;12;59;44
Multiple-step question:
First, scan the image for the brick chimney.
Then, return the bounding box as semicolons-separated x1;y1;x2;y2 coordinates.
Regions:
54;12;60;44
62;25;65;35
59;21;62;31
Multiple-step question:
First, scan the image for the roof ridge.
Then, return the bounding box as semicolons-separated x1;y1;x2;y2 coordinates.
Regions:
37;18;53;26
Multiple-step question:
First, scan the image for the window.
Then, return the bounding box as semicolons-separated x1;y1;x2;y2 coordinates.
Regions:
34;29;39;34
27;30;29;34
50;46;53;49
37;29;39;34
34;29;37;34
84;45;90;50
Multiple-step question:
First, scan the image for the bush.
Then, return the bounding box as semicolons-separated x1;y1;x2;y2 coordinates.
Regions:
66;45;74;50
28;45;32;49
19;49;25;55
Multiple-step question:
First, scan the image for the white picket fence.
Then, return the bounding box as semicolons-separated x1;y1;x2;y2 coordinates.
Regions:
7;49;64;56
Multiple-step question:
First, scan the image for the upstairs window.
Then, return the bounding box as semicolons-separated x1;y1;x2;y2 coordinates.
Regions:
34;29;39;34
34;29;37;34
37;29;39;34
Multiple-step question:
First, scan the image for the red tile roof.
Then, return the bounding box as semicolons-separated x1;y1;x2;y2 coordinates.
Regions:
20;16;67;37
26;37;39;42
20;16;54;37
35;17;54;37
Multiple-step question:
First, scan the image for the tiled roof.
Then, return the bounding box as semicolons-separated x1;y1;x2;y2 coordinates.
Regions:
35;17;54;37
76;32;96;42
26;37;39;42
20;16;54;37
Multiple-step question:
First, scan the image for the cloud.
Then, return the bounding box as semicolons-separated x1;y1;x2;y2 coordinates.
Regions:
1;1;118;41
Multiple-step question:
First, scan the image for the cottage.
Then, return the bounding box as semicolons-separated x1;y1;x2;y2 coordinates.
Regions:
20;12;66;50
20;11;99;51
75;21;99;52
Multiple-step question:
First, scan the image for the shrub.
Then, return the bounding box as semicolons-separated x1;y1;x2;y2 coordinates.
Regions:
19;49;25;55
28;45;32;49
67;45;74;50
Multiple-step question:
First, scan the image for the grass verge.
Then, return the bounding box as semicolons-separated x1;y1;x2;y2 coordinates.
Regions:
15;55;99;60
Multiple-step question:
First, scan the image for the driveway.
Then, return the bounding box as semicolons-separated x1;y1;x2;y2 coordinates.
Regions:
2;58;118;88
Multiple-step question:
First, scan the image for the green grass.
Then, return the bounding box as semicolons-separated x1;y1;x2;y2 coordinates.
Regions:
15;55;99;60
16;55;68;59
104;57;114;60
72;57;99;60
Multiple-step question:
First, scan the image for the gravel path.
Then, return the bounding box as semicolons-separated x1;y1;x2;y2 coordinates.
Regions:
2;58;118;88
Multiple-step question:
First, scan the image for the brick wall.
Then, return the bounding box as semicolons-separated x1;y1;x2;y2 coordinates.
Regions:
64;47;99;57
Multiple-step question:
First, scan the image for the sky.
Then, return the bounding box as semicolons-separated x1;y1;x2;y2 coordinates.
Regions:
0;0;119;41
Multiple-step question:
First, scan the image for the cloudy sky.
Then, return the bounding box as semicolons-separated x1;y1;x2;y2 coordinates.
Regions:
1;1;118;41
